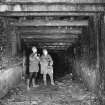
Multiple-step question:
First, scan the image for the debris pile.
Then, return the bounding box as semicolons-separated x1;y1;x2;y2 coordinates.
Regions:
0;56;22;71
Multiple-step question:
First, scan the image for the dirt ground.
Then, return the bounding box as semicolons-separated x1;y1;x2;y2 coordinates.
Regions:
0;74;98;105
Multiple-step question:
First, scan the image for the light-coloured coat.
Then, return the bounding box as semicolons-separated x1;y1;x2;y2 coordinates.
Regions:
40;54;53;74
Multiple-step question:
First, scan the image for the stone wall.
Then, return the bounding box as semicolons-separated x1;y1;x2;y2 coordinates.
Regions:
74;58;97;91
99;15;105;95
0;63;22;98
72;16;100;92
0;17;18;58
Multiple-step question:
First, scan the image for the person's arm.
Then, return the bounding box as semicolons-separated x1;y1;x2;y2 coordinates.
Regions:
37;56;40;63
29;54;34;62
48;55;53;66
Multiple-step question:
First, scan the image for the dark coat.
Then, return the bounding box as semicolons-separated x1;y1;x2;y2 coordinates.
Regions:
29;53;40;72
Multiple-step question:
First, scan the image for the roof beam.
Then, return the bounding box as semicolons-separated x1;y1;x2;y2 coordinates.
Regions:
1;0;105;4
19;29;82;34
0;4;104;12
37;46;70;50
1;12;94;17
21;34;79;39
23;38;76;43
26;44;70;50
12;20;88;27
38;45;71;48
25;42;72;46
24;42;73;45
26;45;69;51
26;42;71;46
39;46;71;49
18;27;81;30
38;42;72;46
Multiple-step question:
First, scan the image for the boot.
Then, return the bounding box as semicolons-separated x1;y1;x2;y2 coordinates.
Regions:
27;79;30;90
32;79;39;88
43;74;47;86
44;81;47;86
50;74;55;86
51;81;55;86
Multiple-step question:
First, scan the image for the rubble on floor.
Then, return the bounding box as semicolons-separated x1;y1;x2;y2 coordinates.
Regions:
0;74;99;105
0;56;22;71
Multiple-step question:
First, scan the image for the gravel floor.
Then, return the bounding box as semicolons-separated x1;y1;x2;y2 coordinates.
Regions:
0;74;98;105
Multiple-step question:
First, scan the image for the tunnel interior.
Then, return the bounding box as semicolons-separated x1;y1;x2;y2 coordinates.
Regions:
0;13;99;92
0;1;105;102
17;15;97;82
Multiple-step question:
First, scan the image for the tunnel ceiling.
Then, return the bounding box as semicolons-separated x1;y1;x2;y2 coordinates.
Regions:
0;0;104;51
8;16;89;52
16;16;88;51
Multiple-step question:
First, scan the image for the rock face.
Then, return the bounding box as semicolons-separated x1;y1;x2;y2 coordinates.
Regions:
74;59;98;92
0;74;97;105
0;64;22;98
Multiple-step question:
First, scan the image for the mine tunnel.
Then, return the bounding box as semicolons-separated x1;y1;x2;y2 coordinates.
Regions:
22;27;84;78
0;0;105;104
20;16;95;81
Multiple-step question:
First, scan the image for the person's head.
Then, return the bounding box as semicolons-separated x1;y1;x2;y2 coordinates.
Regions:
43;49;48;56
32;46;37;53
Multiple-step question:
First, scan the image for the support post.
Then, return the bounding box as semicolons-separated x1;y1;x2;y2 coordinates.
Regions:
16;31;22;55
93;13;102;100
11;27;17;56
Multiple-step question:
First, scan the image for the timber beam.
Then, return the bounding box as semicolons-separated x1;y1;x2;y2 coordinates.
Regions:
24;42;73;46
0;3;104;12
26;46;69;51
19;28;82;34
23;38;76;43
1;0;105;3
12;20;88;26
0;12;95;17
17;27;82;30
21;34;79;39
21;33;80;36
26;44;71;50
39;46;71;49
36;45;71;48
38;42;72;46
20;31;82;35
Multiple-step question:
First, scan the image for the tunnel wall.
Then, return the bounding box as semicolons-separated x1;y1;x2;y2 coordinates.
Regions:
99;15;105;95
67;45;98;92
0;63;22;98
63;44;97;92
74;58;97;91
71;16;100;92
0;17;18;58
